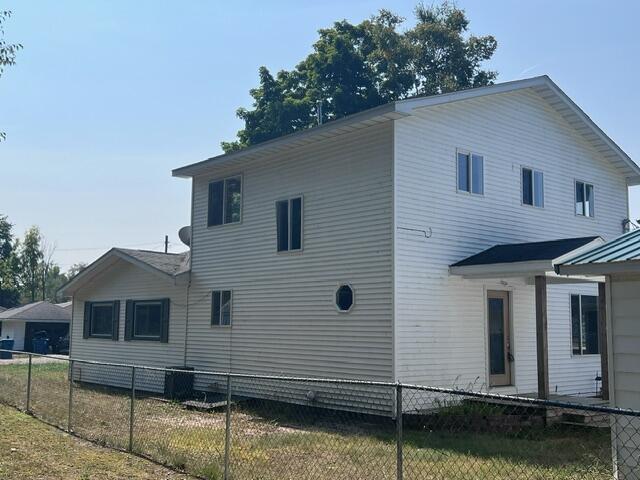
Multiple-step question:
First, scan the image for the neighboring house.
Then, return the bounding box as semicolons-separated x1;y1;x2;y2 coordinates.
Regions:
0;301;71;353
557;229;640;479
61;76;640;409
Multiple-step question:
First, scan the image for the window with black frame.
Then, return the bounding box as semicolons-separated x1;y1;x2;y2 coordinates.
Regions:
212;290;232;326
124;299;169;342
83;300;119;340
208;176;242;226
276;197;303;252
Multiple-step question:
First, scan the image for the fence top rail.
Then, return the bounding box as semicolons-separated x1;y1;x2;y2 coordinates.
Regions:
1;349;638;417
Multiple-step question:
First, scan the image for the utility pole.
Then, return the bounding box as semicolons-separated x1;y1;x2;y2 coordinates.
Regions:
317;100;323;125
164;235;169;254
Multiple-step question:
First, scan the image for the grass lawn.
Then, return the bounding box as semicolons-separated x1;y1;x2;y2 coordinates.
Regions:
0;360;615;480
0;403;194;480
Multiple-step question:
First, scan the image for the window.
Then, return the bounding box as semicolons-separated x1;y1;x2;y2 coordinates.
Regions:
83;301;119;340
208;176;242;226
575;181;594;217
335;284;354;312
457;151;484;195
125;299;169;342
571;294;598;355
211;290;232;326
522;168;544;207
276;197;303;252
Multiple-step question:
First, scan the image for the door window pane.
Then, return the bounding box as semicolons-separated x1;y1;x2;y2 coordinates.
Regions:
488;298;506;375
571;294;599;354
571;295;581;354
581;295;598;354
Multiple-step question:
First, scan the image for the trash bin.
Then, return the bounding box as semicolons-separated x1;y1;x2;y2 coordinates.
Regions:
31;331;49;355
0;337;14;359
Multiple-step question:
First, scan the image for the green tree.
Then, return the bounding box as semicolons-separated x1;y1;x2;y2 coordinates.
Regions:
0;214;20;307
0;11;22;142
19;226;43;303
223;2;497;152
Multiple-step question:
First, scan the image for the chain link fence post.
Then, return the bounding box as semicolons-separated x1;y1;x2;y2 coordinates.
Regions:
129;365;136;452
26;354;32;412
396;383;403;480
224;373;232;480
67;359;74;432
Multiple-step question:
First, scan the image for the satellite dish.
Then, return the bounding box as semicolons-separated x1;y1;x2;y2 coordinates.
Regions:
178;226;191;247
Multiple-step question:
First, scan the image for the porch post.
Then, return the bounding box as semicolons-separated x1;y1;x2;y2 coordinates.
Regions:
535;275;549;399
598;282;609;400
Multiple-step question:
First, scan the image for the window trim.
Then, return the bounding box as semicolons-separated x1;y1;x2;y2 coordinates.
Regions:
124;298;170;343
207;174;243;228
83;300;120;340
574;179;595;218
570;293;599;356
335;283;355;313
276;195;304;254
456;149;485;196
521;166;545;209
211;289;233;327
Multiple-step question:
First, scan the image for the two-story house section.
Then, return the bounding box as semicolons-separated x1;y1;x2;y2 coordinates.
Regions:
63;76;640;409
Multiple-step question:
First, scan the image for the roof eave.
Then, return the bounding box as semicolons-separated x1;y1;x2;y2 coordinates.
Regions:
172;102;407;178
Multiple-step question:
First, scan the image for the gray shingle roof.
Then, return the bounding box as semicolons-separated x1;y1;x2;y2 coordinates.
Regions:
116;248;190;276
561;229;640;266
0;301;71;322
451;237;600;267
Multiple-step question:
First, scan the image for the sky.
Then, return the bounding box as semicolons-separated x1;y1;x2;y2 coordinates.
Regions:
1;0;639;270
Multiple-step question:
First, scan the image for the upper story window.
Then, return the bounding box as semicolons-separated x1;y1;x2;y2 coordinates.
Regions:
125;299;170;342
571;294;598;355
522;167;544;207
83;300;119;340
575;181;594;217
211;290;232;326
457;151;484;195
208;176;242;227
276;197;303;252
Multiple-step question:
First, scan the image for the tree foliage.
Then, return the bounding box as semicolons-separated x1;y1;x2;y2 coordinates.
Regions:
222;2;497;152
0;11;22;142
0;215;80;307
0;215;20;307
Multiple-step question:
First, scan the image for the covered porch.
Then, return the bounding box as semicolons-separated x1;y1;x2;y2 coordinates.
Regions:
450;236;609;400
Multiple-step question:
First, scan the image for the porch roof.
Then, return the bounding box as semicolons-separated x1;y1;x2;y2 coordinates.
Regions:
450;236;603;280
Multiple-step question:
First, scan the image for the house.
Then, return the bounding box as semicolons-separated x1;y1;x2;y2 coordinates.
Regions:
60;76;640;411
557;229;640;479
0;301;71;353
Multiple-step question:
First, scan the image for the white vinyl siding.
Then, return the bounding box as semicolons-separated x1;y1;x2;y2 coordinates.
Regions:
70;259;187;369
187;122;393;384
609;276;640;478
394;88;627;393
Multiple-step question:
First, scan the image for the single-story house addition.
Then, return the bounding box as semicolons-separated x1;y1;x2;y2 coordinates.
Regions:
0;301;71;353
61;75;640;412
557;228;640;480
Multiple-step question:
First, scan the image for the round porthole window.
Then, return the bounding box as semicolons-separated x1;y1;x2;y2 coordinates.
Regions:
335;284;354;312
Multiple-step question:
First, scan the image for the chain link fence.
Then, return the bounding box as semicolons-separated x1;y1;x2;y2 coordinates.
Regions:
0;349;639;480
